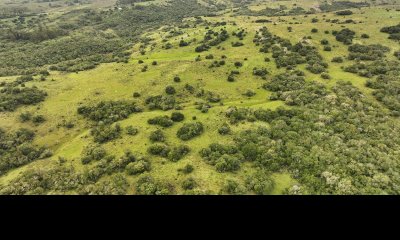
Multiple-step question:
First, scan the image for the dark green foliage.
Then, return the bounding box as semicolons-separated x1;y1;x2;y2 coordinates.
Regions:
173;76;181;82
181;164;194;174
136;175;173;195
335;10;353;15
311;28;318;33
133;92;141;98
148;116;174;127
147;144;171;157
381;24;400;40
320;39;329;45
91;124;122;143
149;129;166;142
126;159;151;175
334;28;355;45
361;33;369;39
32;115;46;124
231;41;244;47
19;112;32;122
323;46;332;51
168;145;190;162
200;143;243;172
347;44;390;61
332;56;344;63
0;86;47;112
177;122;204;140
218;123;231;135
234;61;243;67
0;128;51;175
81;144;107;165
245;171;275;195
171;112;184;122
165;86;176;95
78;101;142;124
182;177;197;190
221;179;245;194
145;95;176;111
126;126;139;136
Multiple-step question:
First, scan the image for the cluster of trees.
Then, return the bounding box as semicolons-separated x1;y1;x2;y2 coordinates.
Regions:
345;59;400;115
380;24;400;41
226;81;400;194
0;85;47;112
195;28;229;52
176;122;204;140
145;95;176;111
147;143;190;162
91;123;122;143
333;28;355;45
0;128;52;176
200;143;244;172
347;44;390;61
254;27;328;74
135;175;174;195
77;100;142;124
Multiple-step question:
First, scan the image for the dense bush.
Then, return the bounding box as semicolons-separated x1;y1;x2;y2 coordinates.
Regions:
347;44;390;61
78;101;142;124
91;124;122;143
125;159;151;175
171;112;185;122
136;175;174;195
177;122;204;140
182;177;197;190
334;28;355;45
0;86;47;112
0;128;52;175
165;86;176;95
168;145;190;162
81;144;107;165
147;144;171;157
126;126;139;136
148;116;174;127
145;95;176;111
149;129;166;142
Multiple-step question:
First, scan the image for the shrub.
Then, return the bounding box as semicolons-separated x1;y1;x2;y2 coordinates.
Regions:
145;95;176;111
136;175;173;195
91;124;122;143
32;115;46;124
147;144;171;157
171;112;184;122
331;56;344;63
126;159;151;175
320;39;329;45
173;76;181;82
133;92;141;98
149;129;166;142
323;46;332;51
168;145;190;162
19;112;32;122
361;33;370;38
222;179;245;194
177;122;204;140
148;116;174;127
165;86;176;95
126;126;139;136
182;177;197;190
215;154;241;172
81;144;107;165
311;28;318;33
234;61;243;67
218;123;231;135
181;164;194;174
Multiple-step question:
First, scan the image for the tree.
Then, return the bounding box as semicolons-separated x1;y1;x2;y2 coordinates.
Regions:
171;112;184;122
165;86;176;95
177;122;204;140
149;129;166;142
182;177;197;190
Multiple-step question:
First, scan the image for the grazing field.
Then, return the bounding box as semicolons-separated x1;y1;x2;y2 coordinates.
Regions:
1;0;400;195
